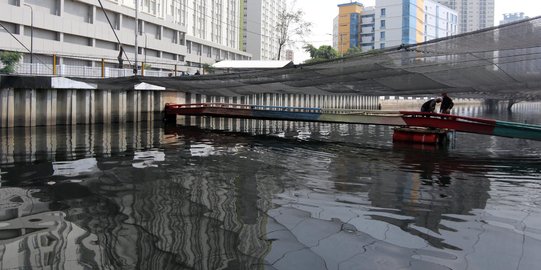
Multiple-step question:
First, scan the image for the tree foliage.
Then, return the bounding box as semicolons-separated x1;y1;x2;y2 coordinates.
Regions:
0;51;22;74
203;63;215;74
302;44;339;64
345;46;363;56
276;3;311;60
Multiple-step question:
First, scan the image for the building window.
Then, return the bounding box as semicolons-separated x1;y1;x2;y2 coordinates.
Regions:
380;20;386;29
381;8;386;17
380;32;385;40
8;0;20;6
380;43;385;49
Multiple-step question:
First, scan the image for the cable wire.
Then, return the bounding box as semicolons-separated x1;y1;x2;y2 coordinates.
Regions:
0;22;54;72
96;0;132;66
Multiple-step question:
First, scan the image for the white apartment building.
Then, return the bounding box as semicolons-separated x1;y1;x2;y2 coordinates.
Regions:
332;16;339;49
374;0;457;49
0;0;251;75
500;12;528;25
243;0;285;60
436;0;495;33
334;1;457;53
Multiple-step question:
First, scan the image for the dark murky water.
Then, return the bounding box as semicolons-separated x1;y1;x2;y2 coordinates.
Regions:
1;104;541;270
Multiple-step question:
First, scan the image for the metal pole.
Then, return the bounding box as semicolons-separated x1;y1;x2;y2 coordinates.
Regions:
24;4;33;74
134;0;138;75
144;33;147;64
340;33;344;57
53;54;56;75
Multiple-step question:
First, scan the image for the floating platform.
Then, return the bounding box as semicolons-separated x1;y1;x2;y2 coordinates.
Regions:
392;127;450;144
164;103;541;142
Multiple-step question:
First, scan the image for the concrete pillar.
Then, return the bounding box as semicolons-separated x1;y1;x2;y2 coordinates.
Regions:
95;90;105;124
76;90;90;125
14;89;35;127
1;88;15;128
147;91;154;122
56;90;67;125
88;90;95;124
28;89;36;127
35;90;47;126
111;91;121;123
126;90;136;122
47;90;57;126
153;91;162;120
69;90;77;125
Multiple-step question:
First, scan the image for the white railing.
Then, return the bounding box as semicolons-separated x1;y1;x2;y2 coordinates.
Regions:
0;63;186;78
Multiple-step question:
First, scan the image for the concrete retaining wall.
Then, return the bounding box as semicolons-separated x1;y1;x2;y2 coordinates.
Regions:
1;86;380;127
0;88;187;128
380;96;482;110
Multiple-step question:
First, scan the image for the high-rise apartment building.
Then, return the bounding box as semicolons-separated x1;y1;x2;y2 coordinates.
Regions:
243;0;286;60
500;13;529;25
334;0;457;52
0;0;251;74
336;2;364;54
436;0;495;33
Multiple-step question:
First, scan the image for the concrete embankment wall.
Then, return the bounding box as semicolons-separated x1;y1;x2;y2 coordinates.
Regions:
0;88;186;128
380;96;482;110
1;77;381;128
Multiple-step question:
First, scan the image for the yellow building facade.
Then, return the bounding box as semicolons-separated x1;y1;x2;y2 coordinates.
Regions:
337;2;363;54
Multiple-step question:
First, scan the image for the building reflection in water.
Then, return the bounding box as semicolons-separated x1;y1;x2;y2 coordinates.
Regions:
0;104;540;269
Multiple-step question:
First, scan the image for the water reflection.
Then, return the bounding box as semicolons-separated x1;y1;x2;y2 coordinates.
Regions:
0;104;540;269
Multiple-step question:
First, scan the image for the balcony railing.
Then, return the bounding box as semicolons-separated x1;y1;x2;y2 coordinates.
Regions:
1;63;192;78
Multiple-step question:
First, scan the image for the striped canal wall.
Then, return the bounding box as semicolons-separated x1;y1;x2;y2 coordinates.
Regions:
0;85;380;128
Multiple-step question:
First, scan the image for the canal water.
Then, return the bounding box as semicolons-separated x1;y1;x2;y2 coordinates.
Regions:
0;103;540;270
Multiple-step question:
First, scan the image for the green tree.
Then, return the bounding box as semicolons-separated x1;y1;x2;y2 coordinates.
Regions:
0;51;22;74
276;3;311;60
345;46;362;56
303;44;317;58
302;44;339;64
317;45;339;59
203;63;215;74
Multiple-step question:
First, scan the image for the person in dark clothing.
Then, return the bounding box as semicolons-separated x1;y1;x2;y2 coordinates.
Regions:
440;93;454;114
117;47;124;68
421;98;442;113
194;70;201;75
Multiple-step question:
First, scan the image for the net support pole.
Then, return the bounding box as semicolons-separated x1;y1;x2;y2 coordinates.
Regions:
53;54;56;76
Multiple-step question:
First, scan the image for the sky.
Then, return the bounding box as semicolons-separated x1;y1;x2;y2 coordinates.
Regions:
291;0;541;63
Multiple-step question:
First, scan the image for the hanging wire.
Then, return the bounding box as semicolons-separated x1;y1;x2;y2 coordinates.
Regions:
0;22;54;72
96;0;132;66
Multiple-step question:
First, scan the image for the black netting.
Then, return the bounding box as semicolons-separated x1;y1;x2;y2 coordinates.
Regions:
67;16;541;100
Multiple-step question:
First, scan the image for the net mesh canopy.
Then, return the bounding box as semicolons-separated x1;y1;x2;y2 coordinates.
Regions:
77;16;541;100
